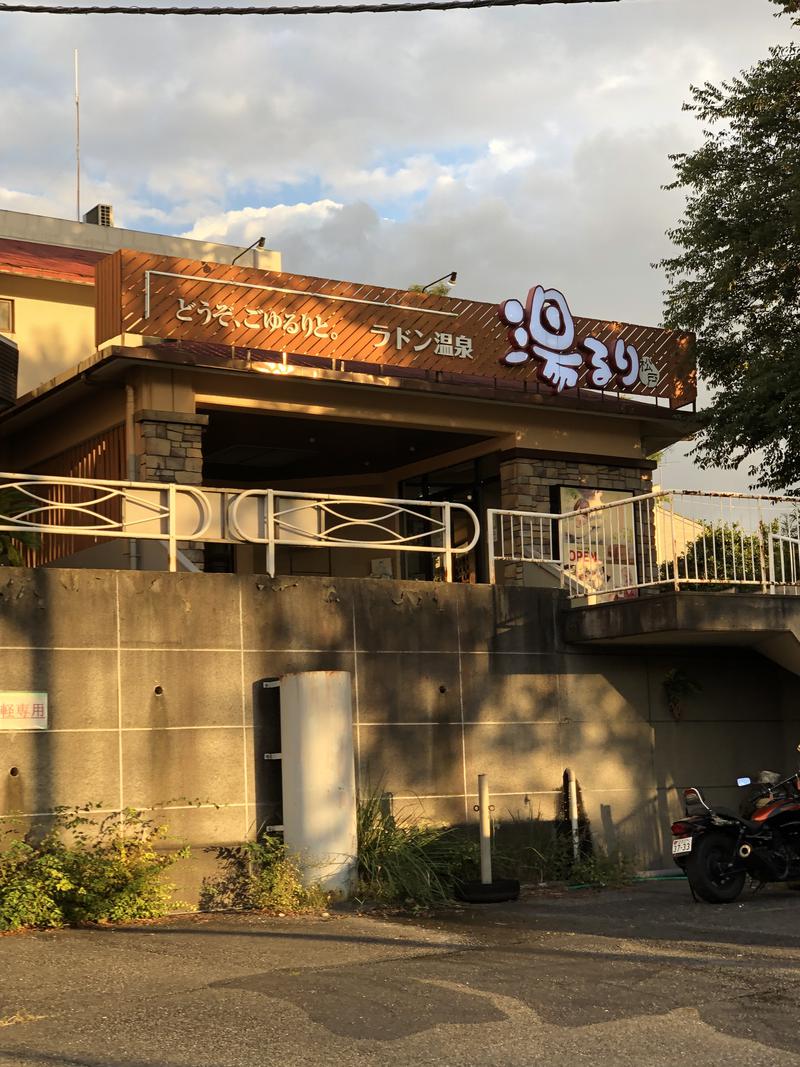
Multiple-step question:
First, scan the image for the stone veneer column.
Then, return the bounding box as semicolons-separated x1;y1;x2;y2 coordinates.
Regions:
498;451;655;586
135;409;209;570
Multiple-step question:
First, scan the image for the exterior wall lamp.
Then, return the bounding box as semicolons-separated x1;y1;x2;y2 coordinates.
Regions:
422;271;457;292
232;236;266;265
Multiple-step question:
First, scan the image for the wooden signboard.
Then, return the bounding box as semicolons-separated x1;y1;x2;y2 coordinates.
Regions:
95;250;696;407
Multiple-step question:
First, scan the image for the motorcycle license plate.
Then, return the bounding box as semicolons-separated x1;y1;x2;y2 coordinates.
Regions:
672;837;693;855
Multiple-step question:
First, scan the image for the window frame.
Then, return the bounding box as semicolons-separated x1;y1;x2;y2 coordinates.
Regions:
0;298;14;335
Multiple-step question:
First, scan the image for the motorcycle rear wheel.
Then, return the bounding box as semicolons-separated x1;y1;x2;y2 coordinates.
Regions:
686;832;746;903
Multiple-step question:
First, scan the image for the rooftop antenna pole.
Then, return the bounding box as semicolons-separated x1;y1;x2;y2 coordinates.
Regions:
74;48;81;222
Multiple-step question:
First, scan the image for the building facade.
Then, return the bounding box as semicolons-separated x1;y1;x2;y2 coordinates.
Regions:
1;208;796;900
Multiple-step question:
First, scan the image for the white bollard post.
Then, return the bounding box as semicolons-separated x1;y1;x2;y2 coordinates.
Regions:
566;767;580;861
280;671;357;895
478;773;492;886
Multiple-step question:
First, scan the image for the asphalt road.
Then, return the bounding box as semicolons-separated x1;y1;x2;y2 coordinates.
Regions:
1;880;800;1066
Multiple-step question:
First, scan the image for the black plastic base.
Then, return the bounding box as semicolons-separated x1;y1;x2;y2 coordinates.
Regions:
456;878;521;904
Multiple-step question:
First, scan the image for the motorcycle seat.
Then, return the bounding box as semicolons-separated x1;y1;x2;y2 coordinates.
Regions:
712;807;762;832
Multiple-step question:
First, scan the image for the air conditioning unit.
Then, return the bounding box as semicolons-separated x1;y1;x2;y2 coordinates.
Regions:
83;203;114;227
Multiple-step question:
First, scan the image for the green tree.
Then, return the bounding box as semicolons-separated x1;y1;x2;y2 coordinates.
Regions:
670;521;767;586
770;0;799;23
665;514;800;589
660;1;800;492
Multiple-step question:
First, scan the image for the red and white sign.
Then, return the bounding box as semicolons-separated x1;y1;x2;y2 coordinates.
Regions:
0;691;48;730
500;284;664;396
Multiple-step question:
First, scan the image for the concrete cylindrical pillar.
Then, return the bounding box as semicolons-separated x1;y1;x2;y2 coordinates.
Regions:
279;671;357;896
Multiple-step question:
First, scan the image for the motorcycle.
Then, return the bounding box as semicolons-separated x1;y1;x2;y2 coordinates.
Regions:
671;746;800;903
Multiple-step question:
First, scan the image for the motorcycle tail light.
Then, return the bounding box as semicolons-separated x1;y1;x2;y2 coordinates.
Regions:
671;821;691;836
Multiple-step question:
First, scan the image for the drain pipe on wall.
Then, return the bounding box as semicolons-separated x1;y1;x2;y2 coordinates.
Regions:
565;767;580;861
125;384;139;571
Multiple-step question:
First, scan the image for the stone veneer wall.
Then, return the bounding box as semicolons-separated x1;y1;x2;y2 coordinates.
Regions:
136;409;207;484
136;409;209;569
498;450;655;586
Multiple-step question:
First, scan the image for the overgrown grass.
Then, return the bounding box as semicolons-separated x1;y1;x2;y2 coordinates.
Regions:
356;790;477;908
490;811;635;888
0;806;187;931
199;838;329;914
490;812;573;884
568;846;636;888
356;792;634;908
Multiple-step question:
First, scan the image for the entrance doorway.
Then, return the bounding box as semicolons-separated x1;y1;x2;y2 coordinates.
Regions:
199;407;495;579
399;455;500;583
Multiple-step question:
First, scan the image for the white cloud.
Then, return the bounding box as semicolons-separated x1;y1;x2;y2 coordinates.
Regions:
486;139;537;173
183;200;344;245
182;124;679;321
0;185;64;217
0;0;790;234
327;157;454;201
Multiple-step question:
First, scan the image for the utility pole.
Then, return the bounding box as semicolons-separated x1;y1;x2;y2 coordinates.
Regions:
74;48;80;223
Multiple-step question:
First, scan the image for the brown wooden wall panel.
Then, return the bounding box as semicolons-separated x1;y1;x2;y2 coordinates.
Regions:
95;252;122;345
95;250;696;406
23;424;126;567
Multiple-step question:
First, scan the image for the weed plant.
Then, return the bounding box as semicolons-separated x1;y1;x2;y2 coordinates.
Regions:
0;805;187;931
491;811;635;888
199;837;328;913
356;790;477;908
568;845;636;888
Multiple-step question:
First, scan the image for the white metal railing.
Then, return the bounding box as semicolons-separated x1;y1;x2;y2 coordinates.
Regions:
0;473;480;580
489;490;800;601
227;488;480;580
10;470;795;595
0;473;211;572
487;509;559;585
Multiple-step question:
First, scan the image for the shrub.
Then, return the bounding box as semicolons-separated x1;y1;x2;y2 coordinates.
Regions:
199;837;328;913
0;806;187;931
0;840;66;930
356;790;476;908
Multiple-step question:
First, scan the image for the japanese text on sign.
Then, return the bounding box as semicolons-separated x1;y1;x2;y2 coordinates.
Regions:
0;692;48;730
175;299;338;340
370;325;474;359
498;286;659;393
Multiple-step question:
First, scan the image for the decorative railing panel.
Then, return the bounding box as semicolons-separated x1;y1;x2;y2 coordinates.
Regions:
0;473;479;580
227;489;479;580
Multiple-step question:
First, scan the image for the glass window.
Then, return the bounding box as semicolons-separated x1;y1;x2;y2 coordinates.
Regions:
0;299;13;334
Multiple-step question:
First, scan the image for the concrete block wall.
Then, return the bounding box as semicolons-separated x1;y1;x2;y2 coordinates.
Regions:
0;568;796;901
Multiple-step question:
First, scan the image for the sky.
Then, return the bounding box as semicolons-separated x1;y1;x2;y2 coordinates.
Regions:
0;0;795;489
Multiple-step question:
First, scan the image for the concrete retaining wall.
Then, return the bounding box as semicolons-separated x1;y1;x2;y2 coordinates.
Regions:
0;568;797;900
